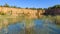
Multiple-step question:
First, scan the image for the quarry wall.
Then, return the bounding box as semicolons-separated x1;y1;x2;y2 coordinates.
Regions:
0;7;45;18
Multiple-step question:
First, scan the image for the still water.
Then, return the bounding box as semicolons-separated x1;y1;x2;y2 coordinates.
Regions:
0;19;60;34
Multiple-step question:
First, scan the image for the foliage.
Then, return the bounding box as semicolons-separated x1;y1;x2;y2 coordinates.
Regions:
11;6;17;8
43;8;47;10
0;12;6;15
48;5;60;9
25;7;28;9
0;3;21;8
3;3;10;7
0;4;60;9
25;7;43;10
29;8;37;10
37;8;43;10
43;5;60;16
17;7;21;8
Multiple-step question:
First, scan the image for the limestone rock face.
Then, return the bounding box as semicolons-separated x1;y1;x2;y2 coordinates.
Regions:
0;7;45;18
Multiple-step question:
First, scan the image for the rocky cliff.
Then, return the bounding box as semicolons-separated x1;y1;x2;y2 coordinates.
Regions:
0;7;45;18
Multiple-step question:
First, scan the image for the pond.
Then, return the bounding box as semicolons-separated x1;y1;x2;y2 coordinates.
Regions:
0;18;60;34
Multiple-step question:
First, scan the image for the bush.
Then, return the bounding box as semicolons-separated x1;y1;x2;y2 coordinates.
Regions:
0;12;6;15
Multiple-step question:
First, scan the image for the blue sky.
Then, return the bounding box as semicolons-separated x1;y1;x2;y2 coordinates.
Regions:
0;0;60;8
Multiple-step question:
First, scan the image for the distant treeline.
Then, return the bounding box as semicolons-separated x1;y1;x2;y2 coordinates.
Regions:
0;3;60;10
43;5;60;16
0;3;45;10
0;3;21;8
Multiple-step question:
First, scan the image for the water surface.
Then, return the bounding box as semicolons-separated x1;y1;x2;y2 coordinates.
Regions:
0;19;60;34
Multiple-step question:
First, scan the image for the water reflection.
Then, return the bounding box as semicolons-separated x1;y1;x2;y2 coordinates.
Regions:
0;18;60;34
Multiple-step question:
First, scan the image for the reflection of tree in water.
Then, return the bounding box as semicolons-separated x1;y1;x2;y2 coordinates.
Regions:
25;19;35;34
43;8;60;24
25;27;36;34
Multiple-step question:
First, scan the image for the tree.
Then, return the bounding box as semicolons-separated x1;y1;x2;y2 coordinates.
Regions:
48;5;60;9
17;7;21;8
26;7;28;9
0;12;6;15
29;8;37;10
12;6;17;8
37;8;43;10
43;5;60;16
0;5;3;7
3;3;10;7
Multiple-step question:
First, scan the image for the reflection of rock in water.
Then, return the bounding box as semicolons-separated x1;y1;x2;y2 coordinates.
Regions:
25;19;55;34
0;19;8;34
2;27;8;34
25;22;34;28
3;19;8;27
3;19;8;34
8;22;25;34
0;22;3;32
25;19;35;28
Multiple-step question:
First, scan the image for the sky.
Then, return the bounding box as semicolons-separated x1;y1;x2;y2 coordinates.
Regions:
0;0;60;8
